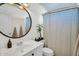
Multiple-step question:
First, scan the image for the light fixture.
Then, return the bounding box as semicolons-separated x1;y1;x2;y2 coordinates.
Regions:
9;3;30;9
19;3;30;9
19;5;24;9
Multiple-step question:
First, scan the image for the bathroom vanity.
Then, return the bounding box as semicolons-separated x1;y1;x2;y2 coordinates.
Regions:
0;40;43;56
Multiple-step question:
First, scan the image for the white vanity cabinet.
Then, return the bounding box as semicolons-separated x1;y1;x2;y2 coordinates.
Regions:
24;44;43;56
0;40;43;56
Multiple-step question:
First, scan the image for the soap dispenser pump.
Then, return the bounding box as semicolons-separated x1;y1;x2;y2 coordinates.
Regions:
7;39;12;48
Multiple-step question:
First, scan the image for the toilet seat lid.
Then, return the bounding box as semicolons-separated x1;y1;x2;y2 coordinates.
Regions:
43;48;53;53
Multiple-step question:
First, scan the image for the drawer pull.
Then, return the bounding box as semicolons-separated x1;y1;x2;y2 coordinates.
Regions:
32;53;34;56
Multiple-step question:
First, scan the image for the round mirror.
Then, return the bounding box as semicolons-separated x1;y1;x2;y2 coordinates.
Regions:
0;3;32;38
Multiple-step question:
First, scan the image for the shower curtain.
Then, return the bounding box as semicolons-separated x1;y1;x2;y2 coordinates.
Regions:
73;34;79;56
43;8;79;56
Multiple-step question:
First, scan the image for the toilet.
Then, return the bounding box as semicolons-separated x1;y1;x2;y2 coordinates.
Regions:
43;47;54;56
39;40;54;56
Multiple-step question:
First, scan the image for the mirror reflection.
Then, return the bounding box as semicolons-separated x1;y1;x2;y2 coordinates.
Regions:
0;3;32;38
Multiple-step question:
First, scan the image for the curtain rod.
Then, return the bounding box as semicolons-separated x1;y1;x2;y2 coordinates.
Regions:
43;5;79;16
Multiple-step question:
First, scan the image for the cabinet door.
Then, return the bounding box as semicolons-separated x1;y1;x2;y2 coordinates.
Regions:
33;45;43;56
23;45;43;56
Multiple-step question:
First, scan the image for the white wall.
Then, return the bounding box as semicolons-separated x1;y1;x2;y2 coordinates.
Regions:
0;3;46;51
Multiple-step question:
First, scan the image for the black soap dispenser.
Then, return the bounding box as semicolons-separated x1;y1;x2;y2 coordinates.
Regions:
7;39;12;48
